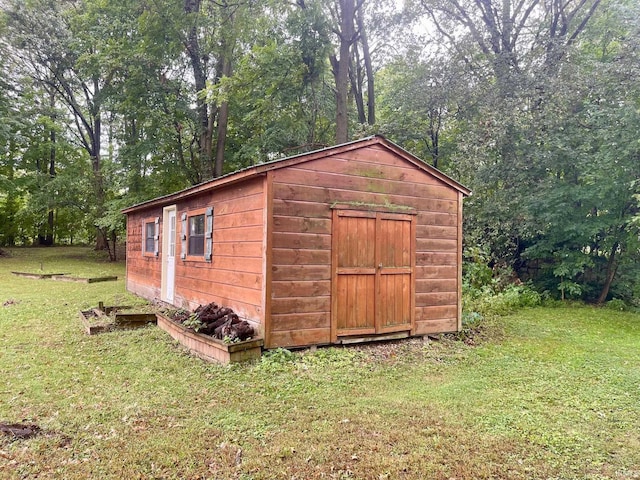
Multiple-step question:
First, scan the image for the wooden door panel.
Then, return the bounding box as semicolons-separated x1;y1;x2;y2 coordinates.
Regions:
378;273;411;331
337;215;375;268
379;218;411;267
336;274;376;333
333;210;414;339
335;213;377;335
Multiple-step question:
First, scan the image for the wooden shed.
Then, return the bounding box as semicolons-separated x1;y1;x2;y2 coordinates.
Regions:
122;135;470;349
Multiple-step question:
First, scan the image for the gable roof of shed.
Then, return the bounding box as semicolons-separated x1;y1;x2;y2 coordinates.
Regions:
122;135;471;214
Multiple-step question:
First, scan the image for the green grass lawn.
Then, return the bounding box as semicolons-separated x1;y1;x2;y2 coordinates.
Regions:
1;247;639;479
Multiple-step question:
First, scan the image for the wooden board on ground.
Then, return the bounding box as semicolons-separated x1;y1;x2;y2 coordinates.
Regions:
53;275;118;284
79;305;157;335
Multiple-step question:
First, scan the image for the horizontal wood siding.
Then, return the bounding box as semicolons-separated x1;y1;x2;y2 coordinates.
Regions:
268;144;461;347
126;211;163;300
174;177;266;325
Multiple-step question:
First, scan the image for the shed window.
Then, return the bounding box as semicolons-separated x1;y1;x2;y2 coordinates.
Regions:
188;214;205;256
144;217;159;256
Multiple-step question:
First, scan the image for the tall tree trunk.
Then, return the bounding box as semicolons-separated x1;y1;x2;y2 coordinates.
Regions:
356;7;374;125
214;34;233;178
349;51;366;124
45;90;56;246
597;242;620;304
91;89;107;251
184;0;214;180
333;0;357;144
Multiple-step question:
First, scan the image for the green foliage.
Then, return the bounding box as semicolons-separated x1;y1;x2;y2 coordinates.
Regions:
465;283;543;317
604;298;630;312
463;246;542;317
182;313;204;332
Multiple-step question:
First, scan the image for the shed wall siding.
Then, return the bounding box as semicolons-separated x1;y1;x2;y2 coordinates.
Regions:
174;177;266;325
126;211;163;300
268;144;460;348
126;177;267;328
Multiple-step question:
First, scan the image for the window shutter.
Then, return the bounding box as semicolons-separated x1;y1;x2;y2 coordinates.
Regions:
204;207;213;262
180;212;187;259
154;217;160;257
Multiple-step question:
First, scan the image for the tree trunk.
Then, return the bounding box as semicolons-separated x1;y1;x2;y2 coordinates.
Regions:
597;242;620;304
45;91;56;246
333;0;357;144
214;37;233;178
184;0;214;180
349;51;366;124
356;7;374;125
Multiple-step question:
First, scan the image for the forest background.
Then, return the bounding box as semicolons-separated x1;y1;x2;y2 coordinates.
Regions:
0;0;638;305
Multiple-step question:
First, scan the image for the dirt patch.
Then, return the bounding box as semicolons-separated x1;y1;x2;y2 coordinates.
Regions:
0;422;40;440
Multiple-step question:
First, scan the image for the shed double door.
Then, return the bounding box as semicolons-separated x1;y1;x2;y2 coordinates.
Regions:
332;210;415;338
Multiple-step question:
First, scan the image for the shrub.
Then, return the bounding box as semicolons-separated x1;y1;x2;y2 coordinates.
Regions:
464;283;542;317
604;298;629;312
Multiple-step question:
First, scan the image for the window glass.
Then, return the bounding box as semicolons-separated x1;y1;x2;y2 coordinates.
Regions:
145;222;155;253
188;214;205;255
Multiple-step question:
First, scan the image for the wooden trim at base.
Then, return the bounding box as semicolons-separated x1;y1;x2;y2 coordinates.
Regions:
156;314;263;364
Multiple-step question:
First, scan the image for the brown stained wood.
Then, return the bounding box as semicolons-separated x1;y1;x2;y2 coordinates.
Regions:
270;312;330;332
212;242;262;258
272;232;331;250
416;265;457;279
416;252;457;266
417;212;458;227
273;183;457;215
268;328;331;349
125;136;468;348
11;271;67;279
414;318;458;335
51;275;118;284
274;166;459;201
271;280;330;298
416;278;458;293
176;275;261;301
124;137;467;217
416;238;458;252
415;291;458;306
214;209;263;229
180;267;262;290
272;248;331;266
156;314;263;364
211;256;263;274
272;199;332;219
457;191;464;331
271;296;331;315
213;192;264;216
410;213;417;334
214;224;263;243
277;153;448;188
332;144;469;195
271;265;331;282
334;211;413;337
272;216;331;234
263;172;274;349
416;225;458;239
415;305;458;321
